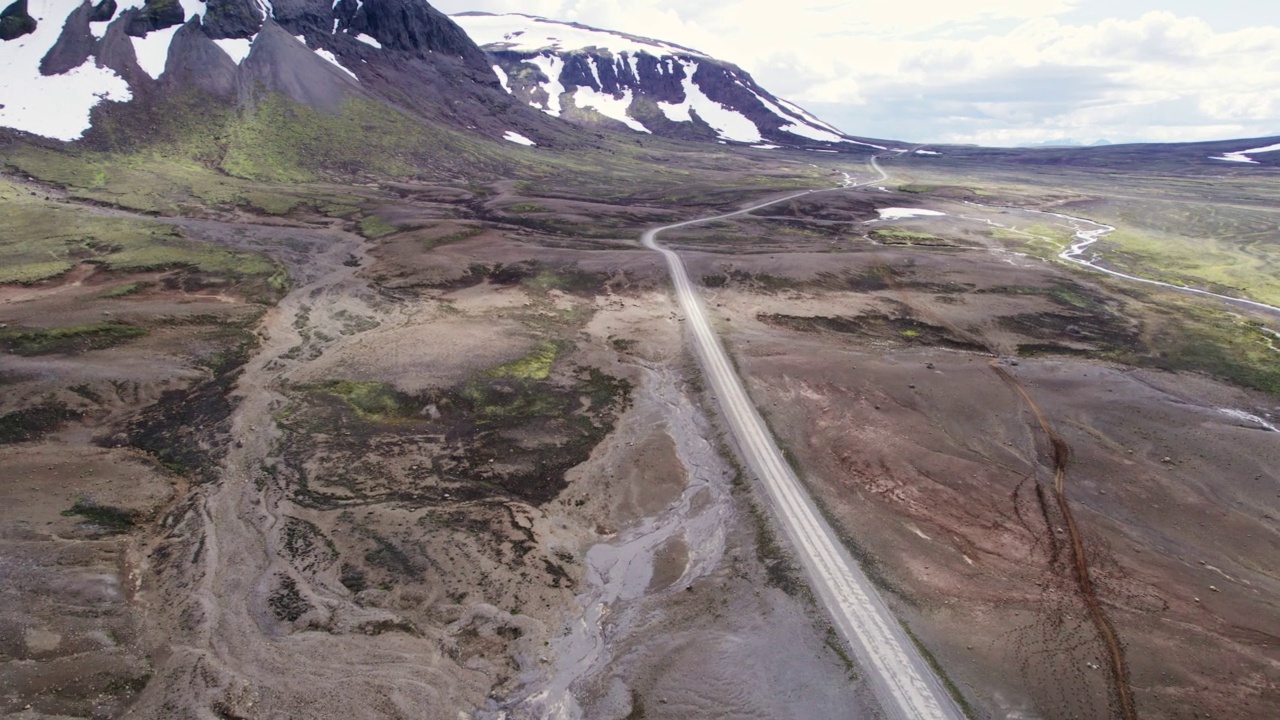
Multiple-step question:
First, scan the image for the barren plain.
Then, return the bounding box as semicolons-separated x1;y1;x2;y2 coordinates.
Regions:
2;141;1278;720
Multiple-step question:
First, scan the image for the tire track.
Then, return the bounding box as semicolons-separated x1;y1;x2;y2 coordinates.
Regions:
989;364;1137;720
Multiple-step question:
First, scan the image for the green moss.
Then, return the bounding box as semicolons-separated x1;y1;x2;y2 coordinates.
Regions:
487;341;558;381
1134;308;1280;395
267;267;290;294
99;282;148;298
312;380;406;419
358;215;399;239
1093;227;1280;307
870;227;943;244
0;323;148;355
0;182;276;284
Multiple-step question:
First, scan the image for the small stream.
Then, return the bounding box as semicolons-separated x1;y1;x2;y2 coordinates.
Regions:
965;201;1280;317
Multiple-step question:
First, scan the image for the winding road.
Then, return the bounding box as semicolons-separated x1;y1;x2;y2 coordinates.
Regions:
642;157;964;720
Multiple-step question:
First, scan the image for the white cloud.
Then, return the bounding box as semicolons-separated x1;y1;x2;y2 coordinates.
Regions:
438;1;1280;145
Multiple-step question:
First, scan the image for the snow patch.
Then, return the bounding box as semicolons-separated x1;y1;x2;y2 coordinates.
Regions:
524;53;566;117
130;25;182;79
656;64;760;143
491;64;509;90
214;36;254;65
750;144;781;149
503;130;537;146
1218;408;1278;432
776;97;843;135
0;0;133;140
354;33;382;49
313;48;357;80
453;12;707;57
1208;141;1280;164
571;86;649;133
915;149;941;156
876;208;946;220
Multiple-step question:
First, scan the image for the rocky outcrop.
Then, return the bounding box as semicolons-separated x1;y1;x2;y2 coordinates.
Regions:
90;0;117;23
335;0;489;70
269;0;331;38
96;13;149;86
1;0;571;147
40;1;97;75
124;0;186;37
238;20;361;112
201;0;262;39
0;0;37;41
167;17;238;96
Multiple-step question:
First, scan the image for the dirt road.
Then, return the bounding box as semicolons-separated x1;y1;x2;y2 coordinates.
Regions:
642;158;964;720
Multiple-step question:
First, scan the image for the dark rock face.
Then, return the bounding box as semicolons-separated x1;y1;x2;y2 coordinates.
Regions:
0;0;37;41
238;20;361;112
269;0;333;38
167;17;238;96
124;0;187;37
201;0;263;39
631;53;688;104
336;0;489;69
90;0;117;23
40;1;97;75
96;14;149;86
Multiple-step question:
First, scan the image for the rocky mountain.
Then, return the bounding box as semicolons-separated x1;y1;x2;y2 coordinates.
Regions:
0;0;875;153
452;12;884;150
0;0;559;145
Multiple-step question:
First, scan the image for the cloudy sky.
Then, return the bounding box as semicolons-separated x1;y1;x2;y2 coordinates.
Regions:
434;0;1280;146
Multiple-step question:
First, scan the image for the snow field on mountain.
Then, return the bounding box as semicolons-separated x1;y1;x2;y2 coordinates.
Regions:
455;13;867;147
0;0;132;140
452;12;705;57
573;86;649;132
657;66;761;143
131;25;183;78
523;54;566;116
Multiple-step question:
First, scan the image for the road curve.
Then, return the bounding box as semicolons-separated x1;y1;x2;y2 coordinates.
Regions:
642;158;964;720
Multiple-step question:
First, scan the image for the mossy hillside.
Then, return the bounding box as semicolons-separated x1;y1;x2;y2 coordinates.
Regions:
0;323;148;355
1130;298;1280;395
869;226;945;245
9;86;832;214
0;178;278;284
1093;227;1280;308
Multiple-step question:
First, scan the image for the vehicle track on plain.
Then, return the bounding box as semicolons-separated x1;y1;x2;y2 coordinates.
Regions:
857;187;1139;720
642;156;963;720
